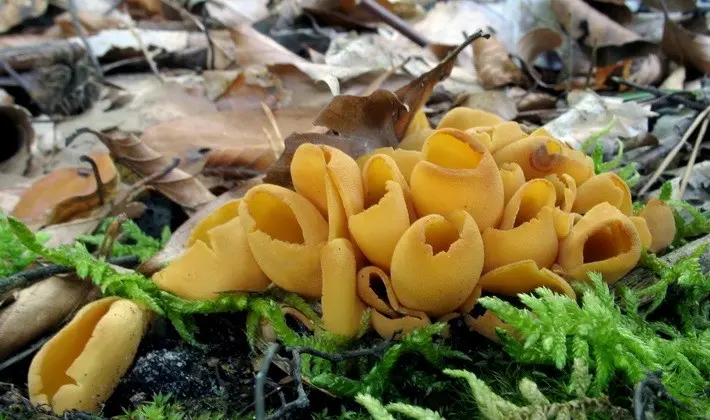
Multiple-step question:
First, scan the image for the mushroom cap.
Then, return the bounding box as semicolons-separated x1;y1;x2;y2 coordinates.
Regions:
639;199;677;253
490;121;527;153
573;172;632;215
557;202;642;284
499;178;557;230
499;162;526;205
321;238;365;338
239;184;328;298
356;147;422;183
546;173;577;213
437;107;504;131
478;259;575;299
410;129;504;230
482;206;559;272
28;297;149;414
390;210;484;316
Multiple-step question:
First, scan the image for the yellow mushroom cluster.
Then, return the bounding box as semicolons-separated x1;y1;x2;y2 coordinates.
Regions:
153;106;676;341
26;107;678;415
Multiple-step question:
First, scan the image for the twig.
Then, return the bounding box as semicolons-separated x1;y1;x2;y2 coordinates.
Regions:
266;349;309;420
122;10;165;83
678;114;709;199
358;0;428;47
0;336;51;372
79;155;106;206
67;0;103;79
584;42;598;90
124;158;180;202
255;343;280;420
639;106;710;196
611;77;706;111
160;0;215;69
0;255;140;295
633;371;685;420
287;340;395;361
260;102;284;160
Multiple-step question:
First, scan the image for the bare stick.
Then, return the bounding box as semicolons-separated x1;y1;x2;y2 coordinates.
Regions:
0;336;51;372
123;10;165;83
160;0;216;68
611;77;706;111
358;0;428;47
678;115;709;199
639;106;710;196
255;343;280;420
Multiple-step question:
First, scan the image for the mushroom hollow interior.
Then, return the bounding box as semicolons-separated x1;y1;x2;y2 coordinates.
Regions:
425;218;459;255
245;191;304;244
582;221;634;264
364;156;397;207
424;132;484;169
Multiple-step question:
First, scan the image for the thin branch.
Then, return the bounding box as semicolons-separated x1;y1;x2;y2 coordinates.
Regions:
67;0;103;79
0;336;51;372
255;342;280;420
633;371;685;420
287;340;395;361
122;10;165;83
678;114;709;199
266;348;309;420
359;0;428;47
98;214;127;258
160;0;216;69
611;77;706;111
124;158;180;202
0;255;139;295
79;154;106;205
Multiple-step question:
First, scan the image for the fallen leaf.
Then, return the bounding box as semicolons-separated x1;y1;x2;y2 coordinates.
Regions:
551;0;640;47
313;89;405;148
543;90;656;150
0;275;94;361
0;0;47;33
657;161;710;212
507;87;557;112
660;66;686;90
585;0;633;26
0;105;34;176
412;0;492;48
642;0;696;13
125;0;162;15
54;10;126;36
95;132;216;211
206;0;270;26
11;152;118;227
472;37;524;89
662;18;710;74
139;177;263;276
595;54;661;88
516;27;564;67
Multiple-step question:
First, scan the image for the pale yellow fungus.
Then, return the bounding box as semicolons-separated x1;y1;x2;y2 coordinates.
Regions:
437;107;504;131
638;199;677;253
573;172;632;215
321;239;365;338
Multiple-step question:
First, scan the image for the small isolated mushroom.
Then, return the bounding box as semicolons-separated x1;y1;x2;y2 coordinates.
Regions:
239;184;328;298
28;297;150;414
410;129;504;230
355;147;422;183
499;178;557;230
321;239;365;338
153;199;270;299
499;163;526;204
290;143;364;218
482;206;559;272
437;107;504;131
638;199;677;253
490;121;527;153
493;136;594;185
349;157;413;270
557;202;642;284
390;210;484;317
573;172;632;216
356;266;431;339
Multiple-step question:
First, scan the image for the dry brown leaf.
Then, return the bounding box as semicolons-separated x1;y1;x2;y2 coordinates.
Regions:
551;0;641;47
585;0;633;26
0;105;34;176
11;152;118;227
517;27;564;66
507;87;557;112
642;0;696;13
125;0;162;15
595;54;662;88
0;276;94;361
313;89;405;148
54;11;125;36
394;32;486;139
0;0;47;33
662;19;710;74
95;132;215;211
139;177;263;276
472;37;524;89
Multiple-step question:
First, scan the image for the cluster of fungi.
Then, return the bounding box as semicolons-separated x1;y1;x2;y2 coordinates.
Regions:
27;107;676;414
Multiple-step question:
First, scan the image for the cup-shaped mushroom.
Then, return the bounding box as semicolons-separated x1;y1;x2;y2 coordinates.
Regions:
410;129;504;230
154;199;270;299
400;128;434;151
321;239;365;338
491;121;527;153
356;147;422;184
493;136;594;185
463;128;494;151
478;259;576;299
482;206;559;272
357;266;400;317
499;163;525;205
572;172;632;215
405;108;431;136
437;107;504;131
28;297;150;414
638;199;677;253
557;202;642;284
464;311;512;343
349;180;411;270
371;309;431;340
390;210;484;317
499;179;557;230
290;143;364;217
239;184;329;298
546;174;577;213
631;216;653;250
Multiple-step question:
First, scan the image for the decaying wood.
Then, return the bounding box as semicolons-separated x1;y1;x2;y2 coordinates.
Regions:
614;234;710;304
